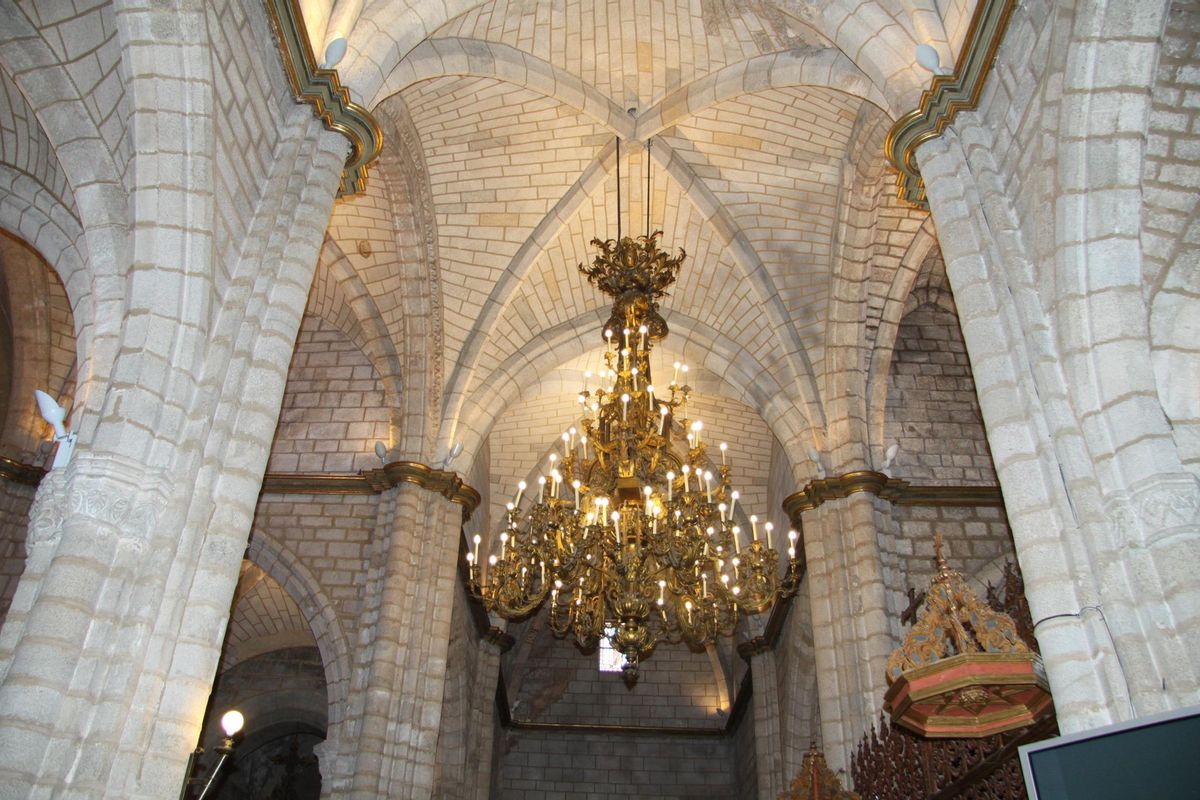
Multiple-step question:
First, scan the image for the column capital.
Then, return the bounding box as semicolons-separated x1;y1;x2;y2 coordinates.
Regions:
782;471;1003;528
28;452;171;550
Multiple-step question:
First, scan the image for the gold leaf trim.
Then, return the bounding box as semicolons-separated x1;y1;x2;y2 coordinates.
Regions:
783;470;1003;525
263;0;383;196
884;0;1017;208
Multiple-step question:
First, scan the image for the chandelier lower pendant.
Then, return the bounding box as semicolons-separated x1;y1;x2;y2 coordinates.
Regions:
468;231;803;686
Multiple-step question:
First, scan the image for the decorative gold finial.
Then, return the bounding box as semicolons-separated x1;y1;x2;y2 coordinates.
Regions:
882;534;1052;737
778;741;859;800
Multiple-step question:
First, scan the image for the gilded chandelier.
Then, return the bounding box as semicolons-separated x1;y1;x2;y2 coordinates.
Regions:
468;150;801;686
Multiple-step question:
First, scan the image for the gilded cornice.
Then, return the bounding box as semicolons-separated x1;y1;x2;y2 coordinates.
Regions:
782;470;1004;527
884;0;1017;208
264;0;383;196
0;456;44;486
263;461;481;520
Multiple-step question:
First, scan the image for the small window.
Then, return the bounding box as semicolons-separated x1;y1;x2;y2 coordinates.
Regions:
598;625;625;672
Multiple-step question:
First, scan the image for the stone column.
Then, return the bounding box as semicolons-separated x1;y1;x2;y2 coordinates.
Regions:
917;121;1200;727
799;491;893;776
330;476;468;799
738;640;786;799
464;633;506;800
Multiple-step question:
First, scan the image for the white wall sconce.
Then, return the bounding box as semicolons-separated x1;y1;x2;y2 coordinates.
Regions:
34;390;76;470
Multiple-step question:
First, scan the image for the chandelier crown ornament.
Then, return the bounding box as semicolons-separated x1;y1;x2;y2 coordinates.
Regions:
468;138;802;686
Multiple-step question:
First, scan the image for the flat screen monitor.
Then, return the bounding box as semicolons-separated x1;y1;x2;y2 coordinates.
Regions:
1018;705;1200;799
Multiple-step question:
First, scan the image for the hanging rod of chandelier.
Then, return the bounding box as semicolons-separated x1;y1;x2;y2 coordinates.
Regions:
467;138;803;686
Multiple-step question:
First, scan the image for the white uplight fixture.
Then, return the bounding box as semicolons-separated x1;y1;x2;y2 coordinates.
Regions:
915;44;951;76
34;390;76;470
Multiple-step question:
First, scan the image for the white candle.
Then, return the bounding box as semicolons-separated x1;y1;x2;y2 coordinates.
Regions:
659;405;668;434
538;476;546;502
666;472;674;501
733;525;742;553
573;480;581;507
473;533;481;565
500;531;508;559
605;329;614;350
623;327;631;349
612;511;621;546
581;435;588;459
681;465;690;491
691;420;702;446
515;480;526;506
647;385;655;411
561;431;569;456
720;442;727;465
672;361;680;385
751;514;759;540
730;490;739;517
718;502;727;522
639;325;648;350
631;367;639;391
658;580;666;605
705;472;712;503
621;393;630;421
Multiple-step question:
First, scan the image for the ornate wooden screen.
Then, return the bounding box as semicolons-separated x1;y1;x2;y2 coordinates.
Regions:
850;562;1057;800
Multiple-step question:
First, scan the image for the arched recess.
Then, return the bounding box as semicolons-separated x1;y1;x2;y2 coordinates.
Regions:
0;6;133;434
0;231;75;461
865;217;939;467
244;531;353;733
0;168;91;407
309;236;406;458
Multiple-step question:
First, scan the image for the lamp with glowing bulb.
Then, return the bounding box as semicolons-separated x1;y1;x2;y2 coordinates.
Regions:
467;137;803;686
177;709;245;800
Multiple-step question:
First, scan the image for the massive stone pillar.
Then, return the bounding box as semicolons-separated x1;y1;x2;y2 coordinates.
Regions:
0;56;344;798
325;476;469;799
918;116;1200;730
740;643;786;798
797;490;893;776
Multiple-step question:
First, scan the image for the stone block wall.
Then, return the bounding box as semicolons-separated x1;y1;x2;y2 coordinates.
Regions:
494;729;739;799
249;493;378;631
732;700;757;800
884;297;995;485
266;315;391;474
506;617;728;729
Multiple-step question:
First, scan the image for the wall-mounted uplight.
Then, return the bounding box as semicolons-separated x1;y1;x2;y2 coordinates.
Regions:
34;390;76;470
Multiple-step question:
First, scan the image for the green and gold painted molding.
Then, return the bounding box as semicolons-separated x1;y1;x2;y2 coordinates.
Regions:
264;0;383;196
782;470;1003;527
262;460;481;521
885;0;1017;208
0;456;43;486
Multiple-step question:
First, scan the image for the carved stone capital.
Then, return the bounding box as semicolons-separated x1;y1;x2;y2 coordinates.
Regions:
1106;475;1200;548
29;453;171;550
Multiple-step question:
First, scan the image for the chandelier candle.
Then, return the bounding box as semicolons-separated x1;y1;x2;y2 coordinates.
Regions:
469;227;802;686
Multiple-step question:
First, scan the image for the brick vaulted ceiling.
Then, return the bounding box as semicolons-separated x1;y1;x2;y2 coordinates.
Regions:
317;0;970;473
